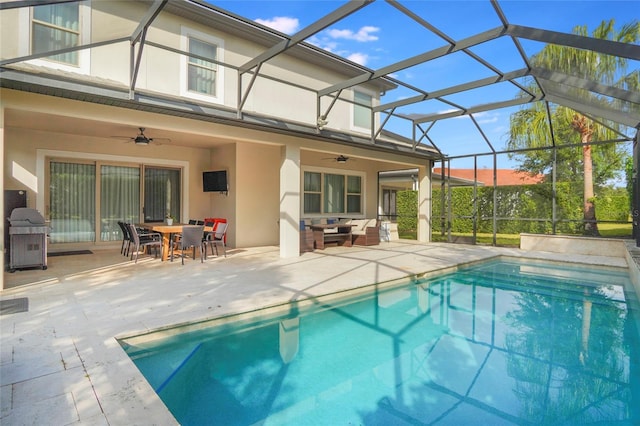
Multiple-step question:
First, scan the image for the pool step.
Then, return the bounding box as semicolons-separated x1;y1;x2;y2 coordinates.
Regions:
435;269;630;307
155;343;203;394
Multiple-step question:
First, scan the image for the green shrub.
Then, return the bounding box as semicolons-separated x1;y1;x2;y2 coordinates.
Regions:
432;182;629;237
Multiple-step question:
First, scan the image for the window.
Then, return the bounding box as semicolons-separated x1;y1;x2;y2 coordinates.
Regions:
324;174;345;213
303;170;363;215
32;3;80;65
19;1;90;73
353;90;372;131
347;176;362;214
188;37;217;96
304;172;321;214
180;27;224;104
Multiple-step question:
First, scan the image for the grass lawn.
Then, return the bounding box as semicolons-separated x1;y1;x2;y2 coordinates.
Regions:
405;222;632;247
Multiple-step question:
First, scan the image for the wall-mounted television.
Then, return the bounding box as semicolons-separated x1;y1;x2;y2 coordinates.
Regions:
203;170;228;193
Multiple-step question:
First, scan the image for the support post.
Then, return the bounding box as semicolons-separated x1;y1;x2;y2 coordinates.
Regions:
280;145;301;257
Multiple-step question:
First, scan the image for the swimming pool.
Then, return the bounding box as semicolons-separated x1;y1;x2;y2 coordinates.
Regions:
120;258;640;425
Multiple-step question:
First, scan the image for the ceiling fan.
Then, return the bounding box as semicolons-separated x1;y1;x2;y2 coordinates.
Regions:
323;155;352;163
110;127;170;145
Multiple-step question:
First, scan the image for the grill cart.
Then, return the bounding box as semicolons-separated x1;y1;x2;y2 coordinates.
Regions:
8;208;49;272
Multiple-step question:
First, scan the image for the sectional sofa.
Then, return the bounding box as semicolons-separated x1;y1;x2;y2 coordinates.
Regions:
301;218;380;247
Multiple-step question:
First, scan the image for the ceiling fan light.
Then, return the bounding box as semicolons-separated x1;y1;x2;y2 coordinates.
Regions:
336;156;347;163
134;135;149;145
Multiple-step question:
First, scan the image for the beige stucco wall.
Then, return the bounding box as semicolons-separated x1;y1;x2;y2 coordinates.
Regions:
1;0;437;254
4;126;212;221
2;1;382;136
235;142;281;247
0;8;20;60
206;143;236;248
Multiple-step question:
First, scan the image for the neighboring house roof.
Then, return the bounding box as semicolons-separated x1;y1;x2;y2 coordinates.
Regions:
433;168;545;186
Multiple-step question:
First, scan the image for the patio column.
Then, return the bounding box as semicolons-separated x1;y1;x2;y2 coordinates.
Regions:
417;164;431;243
280;144;301;257
0;105;4;283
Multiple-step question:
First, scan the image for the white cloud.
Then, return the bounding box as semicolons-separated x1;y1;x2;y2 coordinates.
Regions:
475;111;500;124
477;116;499;124
346;52;369;66
326;26;379;42
255;16;299;34
307;35;336;52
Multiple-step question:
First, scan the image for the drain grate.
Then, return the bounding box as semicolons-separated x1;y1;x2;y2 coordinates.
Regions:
0;297;29;315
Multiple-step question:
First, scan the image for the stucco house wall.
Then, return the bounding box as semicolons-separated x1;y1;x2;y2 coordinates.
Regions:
0;0;435;272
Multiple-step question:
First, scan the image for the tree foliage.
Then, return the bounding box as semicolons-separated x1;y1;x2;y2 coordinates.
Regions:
507;19;639;236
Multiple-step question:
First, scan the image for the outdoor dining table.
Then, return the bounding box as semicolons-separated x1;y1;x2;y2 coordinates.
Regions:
308;223;354;250
136;222;213;261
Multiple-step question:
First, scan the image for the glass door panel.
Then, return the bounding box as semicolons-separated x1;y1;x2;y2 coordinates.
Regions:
100;165;140;242
144;167;181;222
49;161;96;243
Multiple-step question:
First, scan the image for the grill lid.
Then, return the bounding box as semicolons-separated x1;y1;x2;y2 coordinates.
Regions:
9;208;46;226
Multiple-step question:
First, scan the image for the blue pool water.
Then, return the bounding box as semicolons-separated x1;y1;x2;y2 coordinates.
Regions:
120;258;640;425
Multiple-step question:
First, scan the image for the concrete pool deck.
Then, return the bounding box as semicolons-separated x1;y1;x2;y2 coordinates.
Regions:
0;240;633;425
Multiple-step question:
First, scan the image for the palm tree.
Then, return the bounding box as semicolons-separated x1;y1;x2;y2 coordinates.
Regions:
508;19;639;236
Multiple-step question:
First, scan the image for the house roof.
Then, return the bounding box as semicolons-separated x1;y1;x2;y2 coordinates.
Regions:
433;168;545;186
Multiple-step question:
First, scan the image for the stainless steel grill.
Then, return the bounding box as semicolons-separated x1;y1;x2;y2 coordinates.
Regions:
8;208;48;272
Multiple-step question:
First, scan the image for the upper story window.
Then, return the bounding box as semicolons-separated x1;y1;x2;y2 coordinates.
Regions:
352;90;373;132
180;27;224;104
188;37;217;96
18;1;90;74
32;3;80;65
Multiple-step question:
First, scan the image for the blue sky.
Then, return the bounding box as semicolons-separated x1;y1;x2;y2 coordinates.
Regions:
211;0;638;169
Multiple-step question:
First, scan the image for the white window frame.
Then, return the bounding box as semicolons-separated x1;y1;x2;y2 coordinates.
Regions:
18;1;91;75
301;166;366;217
350;89;374;133
180;26;225;105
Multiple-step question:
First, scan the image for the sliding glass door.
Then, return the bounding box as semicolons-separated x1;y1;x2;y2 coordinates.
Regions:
100;165;140;242
143;167;181;223
48;159;181;244
49;161;96;243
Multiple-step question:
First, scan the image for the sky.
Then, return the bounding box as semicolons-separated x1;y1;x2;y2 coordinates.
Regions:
210;0;639;169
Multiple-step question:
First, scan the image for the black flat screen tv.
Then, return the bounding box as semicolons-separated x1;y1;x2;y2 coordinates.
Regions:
203;170;228;192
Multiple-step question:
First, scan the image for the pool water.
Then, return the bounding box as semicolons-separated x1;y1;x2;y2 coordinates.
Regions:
121;258;640;425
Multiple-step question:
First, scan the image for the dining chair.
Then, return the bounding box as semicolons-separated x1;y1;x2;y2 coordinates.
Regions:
117;221;131;256
205;222;228;258
127;223;163;263
174;225;205;265
201;219;215;243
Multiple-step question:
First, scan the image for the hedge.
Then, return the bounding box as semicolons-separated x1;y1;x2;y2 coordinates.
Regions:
428;183;629;235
